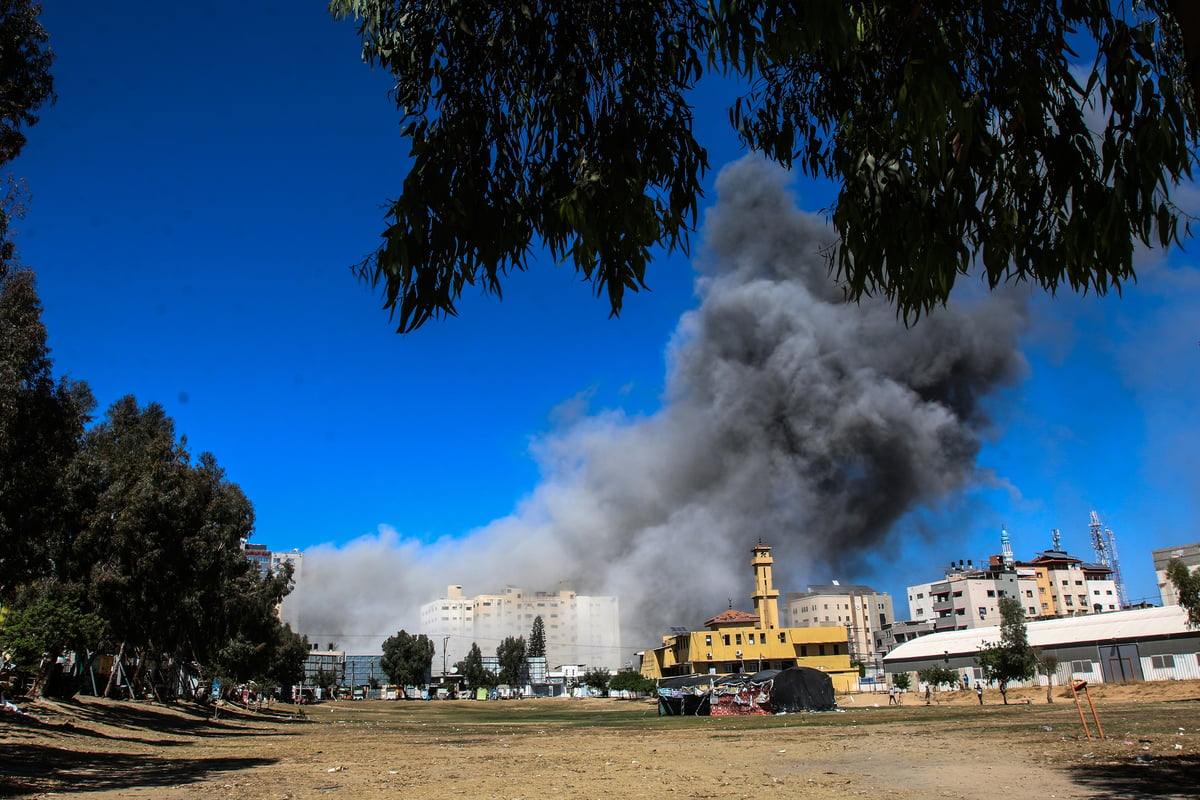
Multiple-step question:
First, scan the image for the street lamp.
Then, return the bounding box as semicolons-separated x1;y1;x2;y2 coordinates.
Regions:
442;636;451;677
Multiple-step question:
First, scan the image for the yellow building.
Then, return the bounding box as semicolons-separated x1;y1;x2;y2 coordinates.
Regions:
639;543;858;692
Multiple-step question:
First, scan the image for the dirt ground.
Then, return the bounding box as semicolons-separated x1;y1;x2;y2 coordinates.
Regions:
3;681;1199;800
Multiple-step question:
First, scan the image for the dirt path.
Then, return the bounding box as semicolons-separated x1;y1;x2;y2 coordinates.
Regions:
3;684;1199;799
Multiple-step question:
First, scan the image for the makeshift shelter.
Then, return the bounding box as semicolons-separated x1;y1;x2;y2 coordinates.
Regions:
769;667;837;713
657;675;717;716
656;667;836;716
708;671;773;716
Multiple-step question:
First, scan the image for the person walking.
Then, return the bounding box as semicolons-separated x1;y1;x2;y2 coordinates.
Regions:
889;684;900;706
976;682;984;705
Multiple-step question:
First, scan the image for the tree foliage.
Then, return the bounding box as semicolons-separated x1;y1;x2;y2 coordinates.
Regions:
608;669;655;696
528;615;546;659
581;667;611;695
916;665;959;689
891;672;912;692
455;642;494;690
977;597;1038;702
0;268;93;599
332;0;1199;332
0;0;54;167
381;629;436;687
495;635;526;685
1167;558;1200;627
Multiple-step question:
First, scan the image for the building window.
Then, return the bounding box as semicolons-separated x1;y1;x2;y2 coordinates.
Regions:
986;590;996;597
956;608;966;616
1028;607;1037;615
748;633;756;645
1025;590;1034;598
778;633;786;643
723;635;730;646
800;645;808;657
705;635;712;646
735;634;742;645
1150;655;1175;669
1069;660;1093;674
1075;580;1083;586
818;645;826;656
1065;596;1073;605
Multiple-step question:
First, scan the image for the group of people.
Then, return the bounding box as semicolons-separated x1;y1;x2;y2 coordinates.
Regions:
886;680;988;705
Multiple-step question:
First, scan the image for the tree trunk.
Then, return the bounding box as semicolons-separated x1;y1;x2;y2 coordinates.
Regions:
104;642;126;699
30;646;62;698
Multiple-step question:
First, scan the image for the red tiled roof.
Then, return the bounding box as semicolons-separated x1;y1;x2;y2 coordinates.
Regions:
704;608;760;628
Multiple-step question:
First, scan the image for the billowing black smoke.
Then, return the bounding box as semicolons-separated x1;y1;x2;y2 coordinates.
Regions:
292;157;1027;659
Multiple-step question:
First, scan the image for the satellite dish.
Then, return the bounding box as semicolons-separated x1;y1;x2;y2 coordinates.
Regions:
449;666;458;674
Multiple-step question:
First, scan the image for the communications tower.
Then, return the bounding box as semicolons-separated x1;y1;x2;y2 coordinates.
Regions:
1089;510;1129;607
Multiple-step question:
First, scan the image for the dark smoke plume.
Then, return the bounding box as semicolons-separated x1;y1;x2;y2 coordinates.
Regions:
291;157;1028;659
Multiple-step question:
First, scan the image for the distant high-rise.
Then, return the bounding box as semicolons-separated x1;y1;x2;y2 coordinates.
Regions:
420;585;621;675
242;543;303;629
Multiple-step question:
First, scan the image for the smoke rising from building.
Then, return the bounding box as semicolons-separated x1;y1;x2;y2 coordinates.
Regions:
291;157;1028;660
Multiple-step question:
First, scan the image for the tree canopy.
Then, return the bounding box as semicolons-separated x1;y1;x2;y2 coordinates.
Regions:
331;1;1199;332
1166;558;1200;627
976;597;1038;702
495;635;526;685
528;615;546;659
381;629;436;687
455;642;494;689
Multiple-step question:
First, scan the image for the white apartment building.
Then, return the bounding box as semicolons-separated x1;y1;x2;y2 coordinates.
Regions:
420;585;621;676
908;551;1121;632
783;584;894;669
1018;550;1120;617
1151;542;1200;606
907;558;1026;632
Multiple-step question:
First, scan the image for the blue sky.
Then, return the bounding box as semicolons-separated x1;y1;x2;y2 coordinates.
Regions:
13;3;1200;644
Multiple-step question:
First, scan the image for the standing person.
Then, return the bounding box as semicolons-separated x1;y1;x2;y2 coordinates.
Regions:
924;684;932;705
889;684;900;706
976;682;984;705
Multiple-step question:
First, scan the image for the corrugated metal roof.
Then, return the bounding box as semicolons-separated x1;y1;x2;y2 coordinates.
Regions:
883;605;1192;663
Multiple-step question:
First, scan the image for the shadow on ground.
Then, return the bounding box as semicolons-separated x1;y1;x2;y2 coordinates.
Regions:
0;743;275;796
1067;754;1200;799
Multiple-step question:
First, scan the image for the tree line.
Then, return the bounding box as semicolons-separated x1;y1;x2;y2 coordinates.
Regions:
0;2;306;700
377;616;654;697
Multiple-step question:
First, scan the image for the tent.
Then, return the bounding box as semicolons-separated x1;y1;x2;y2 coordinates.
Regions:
656;667;836;716
768;667;836;713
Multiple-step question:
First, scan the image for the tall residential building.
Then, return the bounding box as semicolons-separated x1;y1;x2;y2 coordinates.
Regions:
1151;542;1200;606
420;585;621;675
1017;549;1119;617
242;543;303;583
907;549;1120;632
242;543;303;629
907;557;1028;632
782;583;894;669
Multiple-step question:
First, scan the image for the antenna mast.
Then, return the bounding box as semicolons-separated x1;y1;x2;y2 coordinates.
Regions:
1089;510;1129;608
1051;528;1061;551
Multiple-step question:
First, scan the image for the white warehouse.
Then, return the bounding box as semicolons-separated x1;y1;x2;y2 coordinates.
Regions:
883;605;1200;686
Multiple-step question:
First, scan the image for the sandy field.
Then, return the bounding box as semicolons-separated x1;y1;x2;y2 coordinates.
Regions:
3;681;1199;799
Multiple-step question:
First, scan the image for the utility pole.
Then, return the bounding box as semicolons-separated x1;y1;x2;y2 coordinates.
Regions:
442;636;451;677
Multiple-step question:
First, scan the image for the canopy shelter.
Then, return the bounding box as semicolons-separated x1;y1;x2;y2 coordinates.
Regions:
657;667;836;716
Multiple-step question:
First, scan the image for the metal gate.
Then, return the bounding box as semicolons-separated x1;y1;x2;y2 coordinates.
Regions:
1099;643;1143;683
